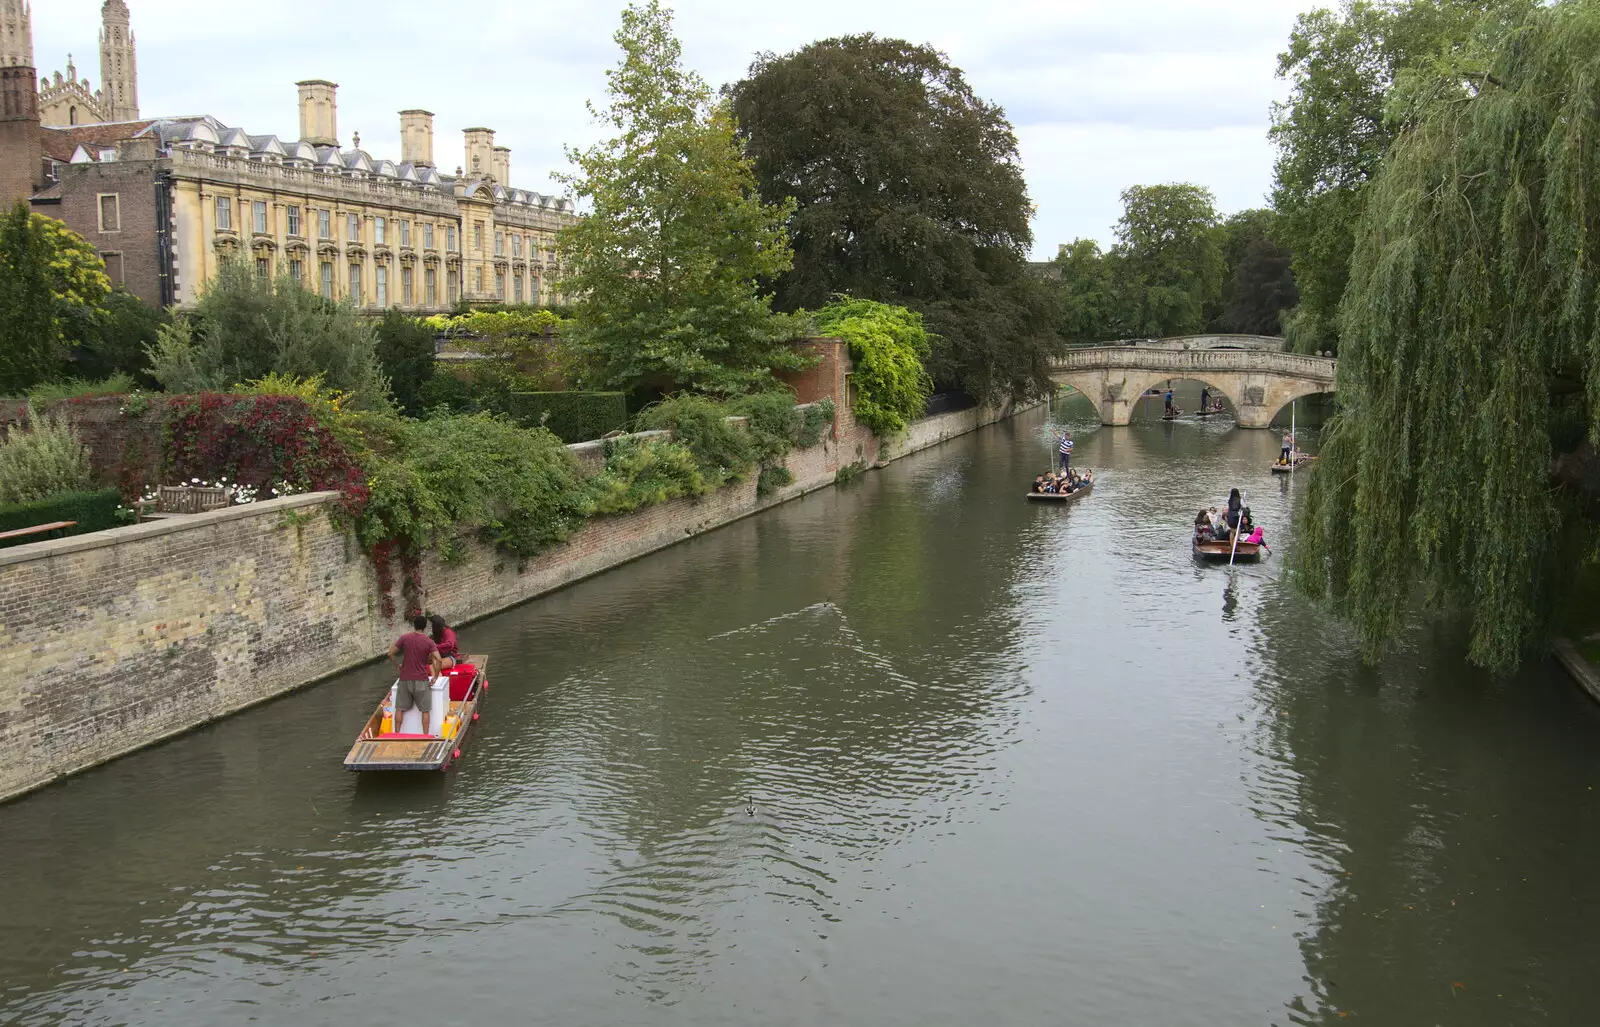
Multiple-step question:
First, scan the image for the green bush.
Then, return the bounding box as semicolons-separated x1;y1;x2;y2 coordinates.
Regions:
0;406;95;503
25;373;137;401
815;298;933;434
509;391;628;442
636;395;757;485
0;488;121;547
757;465;794;496
590;437;707;513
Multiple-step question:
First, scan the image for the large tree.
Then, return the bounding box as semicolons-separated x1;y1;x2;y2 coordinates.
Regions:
1110;184;1225;338
0;202;112;393
1293;0;1600;673
558;0;802;398
1270;0;1535;354
1213;209;1298;336
730;34;1062;402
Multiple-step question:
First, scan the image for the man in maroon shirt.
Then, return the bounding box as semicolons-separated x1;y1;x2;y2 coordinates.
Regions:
387;615;443;735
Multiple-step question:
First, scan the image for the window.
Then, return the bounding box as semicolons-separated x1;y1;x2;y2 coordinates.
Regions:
349;263;363;305
375;217;387;245
447;270;459;304
512;272;522;304
425;267;437;306
473;221;484;251
318;208;331;239
424;223;435;250
530;274;540;302
253;201;268;234
289;258;303;282
215;196;232;231
103;252;123;283
376;266;388;306
495;269;505;300
512;234;521;258
400;220;411;248
402;266;413;305
446;226;457;252
319;261;334;297
476;267;485;293
348;213;360;242
495;232;503;256
255;257;270;278
287;205;302;236
97;194;120;232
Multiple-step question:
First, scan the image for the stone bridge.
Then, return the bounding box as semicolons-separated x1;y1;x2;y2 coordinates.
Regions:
1050;344;1338;428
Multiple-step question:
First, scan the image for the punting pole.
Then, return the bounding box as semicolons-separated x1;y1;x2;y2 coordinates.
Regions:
1290;401;1297;474
1230;490;1247;566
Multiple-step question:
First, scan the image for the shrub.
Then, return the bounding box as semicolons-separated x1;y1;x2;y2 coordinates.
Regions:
25;373;137;401
757;465;794;496
164;393;366;505
374;311;437;416
814;298;933;434
636;395;758;485
0;406;95;503
509;391;628;442
0;488;122;547
589;437;707;514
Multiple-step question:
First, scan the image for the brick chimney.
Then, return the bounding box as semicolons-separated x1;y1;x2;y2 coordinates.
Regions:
399;109;434;167
296;79;338;147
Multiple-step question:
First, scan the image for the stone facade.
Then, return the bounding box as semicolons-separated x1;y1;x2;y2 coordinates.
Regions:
0;394;1035;803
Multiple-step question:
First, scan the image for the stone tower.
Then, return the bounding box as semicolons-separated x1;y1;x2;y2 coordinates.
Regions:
98;0;137;122
1;0;32;68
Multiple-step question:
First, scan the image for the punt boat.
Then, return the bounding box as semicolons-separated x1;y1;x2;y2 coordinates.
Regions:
1270;456;1314;474
1193;538;1264;563
344;654;489;772
1027;482;1095;502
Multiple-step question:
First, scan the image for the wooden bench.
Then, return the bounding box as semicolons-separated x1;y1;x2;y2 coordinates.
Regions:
156;486;229;514
0;520;77;542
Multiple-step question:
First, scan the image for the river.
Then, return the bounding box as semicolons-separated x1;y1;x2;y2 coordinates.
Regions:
2;394;1598;1027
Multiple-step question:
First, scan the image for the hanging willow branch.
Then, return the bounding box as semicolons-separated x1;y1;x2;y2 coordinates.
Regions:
1293;0;1600;673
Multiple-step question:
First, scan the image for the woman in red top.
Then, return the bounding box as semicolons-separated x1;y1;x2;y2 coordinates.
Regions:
429;613;460;669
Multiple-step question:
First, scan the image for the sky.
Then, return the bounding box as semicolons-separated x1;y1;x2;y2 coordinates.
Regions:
33;0;1324;259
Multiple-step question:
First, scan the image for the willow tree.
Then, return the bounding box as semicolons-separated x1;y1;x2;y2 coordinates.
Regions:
1294;1;1600;672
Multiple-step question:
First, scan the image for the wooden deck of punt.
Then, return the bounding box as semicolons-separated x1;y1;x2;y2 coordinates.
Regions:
1026;483;1094;502
343;654;488;772
1270;458;1314;474
1193;539;1264;563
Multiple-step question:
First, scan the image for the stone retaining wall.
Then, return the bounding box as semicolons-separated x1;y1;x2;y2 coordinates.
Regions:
0;397;1036;802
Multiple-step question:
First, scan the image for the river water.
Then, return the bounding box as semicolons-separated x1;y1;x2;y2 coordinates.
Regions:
3;394;1598;1027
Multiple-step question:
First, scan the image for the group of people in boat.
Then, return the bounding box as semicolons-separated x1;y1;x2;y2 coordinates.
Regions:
1033;469;1094;495
1194;488;1266;546
385;612;462;736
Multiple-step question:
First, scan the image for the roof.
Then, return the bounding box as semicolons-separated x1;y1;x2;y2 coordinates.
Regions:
38;119;157;162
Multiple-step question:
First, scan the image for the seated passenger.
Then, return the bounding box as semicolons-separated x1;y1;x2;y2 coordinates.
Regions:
429;613;459;670
1033;475;1046;494
1194;508;1212;540
1247;525;1265;546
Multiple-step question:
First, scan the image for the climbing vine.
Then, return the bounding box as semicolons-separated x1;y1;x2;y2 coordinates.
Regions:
814;298;932;435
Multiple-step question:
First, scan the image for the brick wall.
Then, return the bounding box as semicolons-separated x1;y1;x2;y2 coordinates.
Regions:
0;378;1039;801
48;159;164;307
0;396;166;495
0;64;41;208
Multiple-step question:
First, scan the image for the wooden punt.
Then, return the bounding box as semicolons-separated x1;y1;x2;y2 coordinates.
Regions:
1027;482;1094;502
1270;456;1314;474
343;654;489;772
1193;538;1264;563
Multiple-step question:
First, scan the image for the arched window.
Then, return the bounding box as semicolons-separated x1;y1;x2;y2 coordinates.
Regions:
69;106;77;125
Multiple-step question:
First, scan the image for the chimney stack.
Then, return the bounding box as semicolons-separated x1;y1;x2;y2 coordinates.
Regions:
296;79;338;147
491;145;510;185
463;127;494;180
399;109;434;167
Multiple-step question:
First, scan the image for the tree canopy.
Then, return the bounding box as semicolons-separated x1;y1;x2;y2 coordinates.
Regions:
1111;184;1226;338
1215;209;1299;336
1293;0;1600;673
1270;0;1535;354
0;202;114;394
729;34;1061;402
146;260;392;408
557;0;804;399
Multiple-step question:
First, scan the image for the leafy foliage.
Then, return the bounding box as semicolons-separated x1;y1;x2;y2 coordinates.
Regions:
589;436;707;513
0;406;95;503
1053;239;1121;344
814;299;933;435
164;393;367;506
730;34;1061;402
558;1;805;397
1215;209;1300;335
27;374;138;401
1112;184;1226;337
1270;0;1534;354
61;287;167;386
146;261;392;408
507;391;628;442
636;394;757;485
0;202;112;394
1292;0;1600;673
374;311;437;416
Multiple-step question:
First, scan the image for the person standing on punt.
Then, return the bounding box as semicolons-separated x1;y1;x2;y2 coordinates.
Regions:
1056;428;1074;474
1164;388;1174;416
388;615;443;736
1200;386;1210;413
1281;430;1294;465
1226;488;1243;536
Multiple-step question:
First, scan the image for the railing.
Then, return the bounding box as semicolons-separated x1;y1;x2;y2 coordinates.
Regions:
1051;346;1337;381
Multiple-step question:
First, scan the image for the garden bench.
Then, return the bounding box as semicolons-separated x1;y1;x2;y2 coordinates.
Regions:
156;486;229;514
0;520;77;542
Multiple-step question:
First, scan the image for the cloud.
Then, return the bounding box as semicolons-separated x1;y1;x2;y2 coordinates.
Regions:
30;0;1321;257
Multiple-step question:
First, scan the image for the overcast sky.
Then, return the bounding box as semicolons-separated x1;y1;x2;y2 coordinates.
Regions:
34;0;1322;258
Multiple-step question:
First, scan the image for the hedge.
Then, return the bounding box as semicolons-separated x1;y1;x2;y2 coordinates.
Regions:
0;489;122;549
508;392;627;443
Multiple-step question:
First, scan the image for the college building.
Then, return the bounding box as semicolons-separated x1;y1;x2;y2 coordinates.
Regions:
0;1;576;311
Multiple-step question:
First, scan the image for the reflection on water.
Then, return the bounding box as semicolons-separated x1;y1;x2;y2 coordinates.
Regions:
1;398;1595;1026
